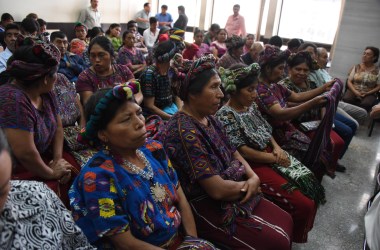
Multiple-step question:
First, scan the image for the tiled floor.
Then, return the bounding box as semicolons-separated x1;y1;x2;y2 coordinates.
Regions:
292;120;380;250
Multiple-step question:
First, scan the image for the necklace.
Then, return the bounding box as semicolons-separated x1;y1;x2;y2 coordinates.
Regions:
122;150;166;203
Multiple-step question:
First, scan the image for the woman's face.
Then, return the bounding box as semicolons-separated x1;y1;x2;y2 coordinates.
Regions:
234;82;258;107
245;35;254;47
0;150;12;212
289;62;310;85
75;27;87;40
110;26;121;38
362;49;376;64
100;102;147;152
124;33;135;48
304;46;317;60
189;74;224;116
217;30;227;42
90;43;112;73
194;32;204;45
267;63;285;82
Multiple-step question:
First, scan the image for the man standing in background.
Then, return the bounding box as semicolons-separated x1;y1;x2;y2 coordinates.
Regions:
156;5;172;29
173;6;188;31
78;0;101;30
135;2;153;35
225;4;246;37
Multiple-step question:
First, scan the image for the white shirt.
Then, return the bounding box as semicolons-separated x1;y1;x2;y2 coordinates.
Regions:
0;47;12;73
143;28;159;48
78;6;101;29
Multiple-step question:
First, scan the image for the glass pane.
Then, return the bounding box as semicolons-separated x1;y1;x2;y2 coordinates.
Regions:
278;0;342;44
158;0;201;28
211;0;261;35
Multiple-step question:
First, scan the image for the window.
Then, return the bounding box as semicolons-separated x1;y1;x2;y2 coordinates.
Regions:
211;0;261;35
278;0;342;44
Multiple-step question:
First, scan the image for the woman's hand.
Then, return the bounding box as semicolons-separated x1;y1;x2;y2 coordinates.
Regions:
273;147;290;167
313;95;328;107
323;80;335;92
49;159;72;184
240;175;261;204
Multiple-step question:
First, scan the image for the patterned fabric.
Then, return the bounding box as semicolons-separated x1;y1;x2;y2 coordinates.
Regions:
225;35;245;50
349;64;380;93
53;73;81;127
216;104;326;205
70;38;87;55
258;45;290;67
139;65;173;109
0;180;94;249
107;36;123;52
256;81;311;160
195;43;210;58
76;64;134;93
0;83;58;154
210;41;227;58
279;77;320;123
70;140;182;249
219;63;260;94
216;51;244;69
117;46;146;67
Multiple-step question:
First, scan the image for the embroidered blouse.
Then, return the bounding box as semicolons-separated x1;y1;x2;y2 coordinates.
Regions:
69;140;181;249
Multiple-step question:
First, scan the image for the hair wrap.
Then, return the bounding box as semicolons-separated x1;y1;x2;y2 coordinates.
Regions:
219;63;261;94
258;45;290;67
80;81;140;146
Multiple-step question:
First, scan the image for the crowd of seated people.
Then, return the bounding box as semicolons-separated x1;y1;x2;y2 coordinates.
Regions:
0;7;379;249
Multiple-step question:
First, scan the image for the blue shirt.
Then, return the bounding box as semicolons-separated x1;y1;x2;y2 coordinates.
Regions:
0;47;12;73
155;13;173;28
69;140;181;249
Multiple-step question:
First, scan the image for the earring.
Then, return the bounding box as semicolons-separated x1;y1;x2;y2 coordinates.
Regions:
103;138;110;155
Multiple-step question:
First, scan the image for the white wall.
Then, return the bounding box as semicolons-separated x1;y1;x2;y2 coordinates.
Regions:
330;0;380;81
0;0;155;23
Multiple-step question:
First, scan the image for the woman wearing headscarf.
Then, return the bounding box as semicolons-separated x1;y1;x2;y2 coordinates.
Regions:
255;45;339;180
216;35;245;69
140;39;183;120
70;82;216;249
216;63;325;243
0;36;79;206
161;54;293;250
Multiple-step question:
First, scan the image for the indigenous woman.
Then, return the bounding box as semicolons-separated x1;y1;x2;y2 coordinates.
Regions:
193;29;210;58
255;45;335;180
117;30;146;78
210;28;228;60
243;34;255;54
140;40;183;119
0;130;94;249
216;63;325;243
0;36;79;206
280;51;351;172
76;36;141;106
217;35;245;69
161;54;294;250
105;23;122;52
343;46;380;111
70;82;216;250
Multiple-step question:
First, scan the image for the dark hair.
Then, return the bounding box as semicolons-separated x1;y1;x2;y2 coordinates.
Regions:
87;26;104;40
216;28;228;36
144;2;150;8
210;23;220;32
20;18;39;35
298;42;317;54
183;69;218;102
193;29;203;37
287;52;313;70
233;4;240;8
122;30;133;43
5;23;19;33
105;23;121;35
287;38;303;51
259;52;288;79
89;36;115;58
268;35;283;48
149;17;158;24
366;46;380;63
50;31;67;42
153;40;174;60
1;13;14;22
127;20;137;29
0;129;9;154
229;63;259;92
161;5;168;9
37;18;47;28
178;6;185;13
85;89;133;132
26;13;38;20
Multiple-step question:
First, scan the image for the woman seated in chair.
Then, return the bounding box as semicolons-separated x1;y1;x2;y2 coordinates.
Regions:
70;82;216;249
343;46;380;111
161;54;294;250
0;129;94;249
0;36;78;206
216;63;325;243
